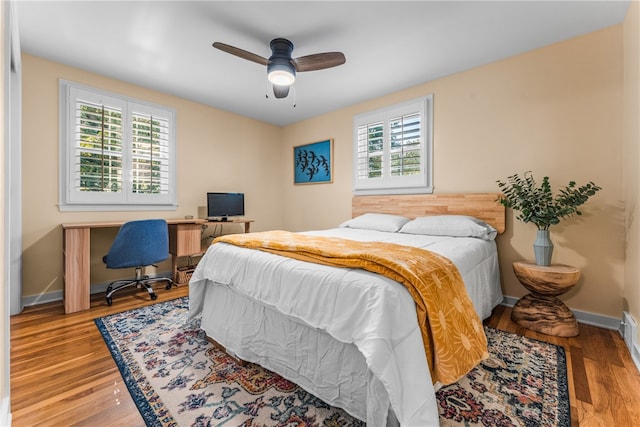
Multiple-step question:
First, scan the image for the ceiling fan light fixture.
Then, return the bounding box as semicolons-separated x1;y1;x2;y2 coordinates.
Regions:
213;37;345;99
267;59;296;86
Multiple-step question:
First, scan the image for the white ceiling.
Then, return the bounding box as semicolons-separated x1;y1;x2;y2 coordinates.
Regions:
16;1;630;127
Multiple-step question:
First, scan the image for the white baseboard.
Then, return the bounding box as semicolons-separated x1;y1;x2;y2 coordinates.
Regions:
622;311;640;373
501;296;623;331
0;397;11;427
21;272;173;308
631;342;640;373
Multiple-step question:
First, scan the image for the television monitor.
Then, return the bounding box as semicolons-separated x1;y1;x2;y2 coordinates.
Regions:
207;192;244;221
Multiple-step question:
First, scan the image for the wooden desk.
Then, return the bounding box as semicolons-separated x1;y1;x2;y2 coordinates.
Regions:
62;218;254;314
62;219;206;314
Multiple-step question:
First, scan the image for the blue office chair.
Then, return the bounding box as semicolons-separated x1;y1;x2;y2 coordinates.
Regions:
103;219;174;306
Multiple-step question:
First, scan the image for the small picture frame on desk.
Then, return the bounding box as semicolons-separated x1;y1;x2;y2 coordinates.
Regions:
293;139;333;184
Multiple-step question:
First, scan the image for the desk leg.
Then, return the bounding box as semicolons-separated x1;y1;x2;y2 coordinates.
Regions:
172;254;179;284
63;228;91;314
244;222;251;233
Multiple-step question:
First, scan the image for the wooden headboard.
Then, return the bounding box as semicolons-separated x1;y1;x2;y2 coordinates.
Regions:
352;193;505;234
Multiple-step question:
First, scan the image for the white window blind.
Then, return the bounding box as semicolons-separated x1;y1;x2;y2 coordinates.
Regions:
60;81;177;210
390;112;421;176
130;108;171;197
353;95;433;195
74;92;124;195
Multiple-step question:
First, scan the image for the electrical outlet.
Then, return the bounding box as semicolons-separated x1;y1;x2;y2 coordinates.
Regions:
623;311;638;353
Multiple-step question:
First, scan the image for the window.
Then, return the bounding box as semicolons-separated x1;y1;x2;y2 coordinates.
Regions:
353;95;433;195
59;80;177;211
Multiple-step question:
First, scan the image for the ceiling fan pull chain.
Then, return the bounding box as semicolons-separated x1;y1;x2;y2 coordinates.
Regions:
293;85;296;108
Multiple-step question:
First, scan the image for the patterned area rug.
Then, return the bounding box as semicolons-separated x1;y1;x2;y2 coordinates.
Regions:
95;297;569;426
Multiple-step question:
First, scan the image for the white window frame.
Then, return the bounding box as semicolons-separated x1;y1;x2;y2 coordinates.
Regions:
59;80;177;211
353;95;433;195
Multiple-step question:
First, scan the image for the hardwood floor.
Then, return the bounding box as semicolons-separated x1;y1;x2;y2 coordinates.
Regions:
10;287;640;426
10;285;190;427
484;306;640;427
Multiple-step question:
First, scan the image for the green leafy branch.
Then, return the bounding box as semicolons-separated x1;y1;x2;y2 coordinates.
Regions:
496;171;602;230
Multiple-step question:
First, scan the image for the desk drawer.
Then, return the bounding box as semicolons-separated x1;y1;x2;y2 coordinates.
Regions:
169;223;202;256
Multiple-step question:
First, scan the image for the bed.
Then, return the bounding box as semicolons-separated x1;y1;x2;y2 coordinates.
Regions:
189;193;505;427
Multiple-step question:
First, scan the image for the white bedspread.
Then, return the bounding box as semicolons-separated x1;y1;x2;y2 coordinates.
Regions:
189;228;502;427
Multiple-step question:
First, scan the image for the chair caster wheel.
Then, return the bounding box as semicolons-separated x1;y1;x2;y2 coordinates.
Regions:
165;283;173;290
106;297;113;306
151;293;157;300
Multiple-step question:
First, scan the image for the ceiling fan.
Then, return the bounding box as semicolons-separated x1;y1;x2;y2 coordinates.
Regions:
213;38;346;99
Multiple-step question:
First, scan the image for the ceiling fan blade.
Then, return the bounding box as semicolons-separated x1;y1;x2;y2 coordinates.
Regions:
212;42;269;66
293;52;346;72
273;84;290;99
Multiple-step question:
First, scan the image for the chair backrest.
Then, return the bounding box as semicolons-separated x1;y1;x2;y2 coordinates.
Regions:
104;219;170;269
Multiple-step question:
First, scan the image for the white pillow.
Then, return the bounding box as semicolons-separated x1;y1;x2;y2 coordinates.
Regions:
399;215;497;240
339;213;410;232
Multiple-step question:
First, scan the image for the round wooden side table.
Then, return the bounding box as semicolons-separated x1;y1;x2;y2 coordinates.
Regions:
511;261;580;337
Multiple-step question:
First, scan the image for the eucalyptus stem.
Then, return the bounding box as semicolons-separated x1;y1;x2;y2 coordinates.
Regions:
496;171;601;230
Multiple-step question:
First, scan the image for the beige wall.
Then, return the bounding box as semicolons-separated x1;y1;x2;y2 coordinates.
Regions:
282;26;625;318
21;54;283;298
624;1;640;343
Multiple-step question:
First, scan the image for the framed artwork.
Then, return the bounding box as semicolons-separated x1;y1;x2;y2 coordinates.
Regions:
293;139;333;184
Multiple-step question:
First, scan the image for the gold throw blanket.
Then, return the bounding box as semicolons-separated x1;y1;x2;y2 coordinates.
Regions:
214;230;488;385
